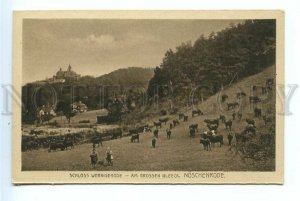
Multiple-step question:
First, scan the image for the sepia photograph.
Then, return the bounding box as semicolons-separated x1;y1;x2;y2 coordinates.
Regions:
12;10;284;184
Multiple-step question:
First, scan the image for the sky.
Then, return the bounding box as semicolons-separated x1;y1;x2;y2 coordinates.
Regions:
23;19;243;84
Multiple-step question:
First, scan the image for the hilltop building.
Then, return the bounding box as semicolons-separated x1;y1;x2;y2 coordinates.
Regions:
53;64;81;81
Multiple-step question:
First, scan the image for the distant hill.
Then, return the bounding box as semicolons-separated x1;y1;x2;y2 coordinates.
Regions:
77;67;154;88
96;67;154;87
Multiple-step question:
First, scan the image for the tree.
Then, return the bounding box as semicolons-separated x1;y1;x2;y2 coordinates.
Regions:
56;101;76;124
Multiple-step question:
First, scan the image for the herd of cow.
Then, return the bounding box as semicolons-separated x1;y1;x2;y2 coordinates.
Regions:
125;77;275;153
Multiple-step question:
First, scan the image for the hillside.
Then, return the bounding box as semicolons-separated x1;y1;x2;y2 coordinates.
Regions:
23;65;276;171
96;67;154;87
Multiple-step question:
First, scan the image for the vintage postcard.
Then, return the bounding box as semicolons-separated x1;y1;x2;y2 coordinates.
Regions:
13;10;284;184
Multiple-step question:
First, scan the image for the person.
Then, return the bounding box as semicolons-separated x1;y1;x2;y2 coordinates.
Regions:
152;137;156;148
227;130;233;146
106;148;113;166
90;148;98;168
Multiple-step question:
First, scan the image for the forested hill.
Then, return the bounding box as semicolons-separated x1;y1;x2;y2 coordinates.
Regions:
96;67;154;87
147;20;276;99
77;67;154;88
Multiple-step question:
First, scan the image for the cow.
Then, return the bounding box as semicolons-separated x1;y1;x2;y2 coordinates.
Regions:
244;125;256;134
246;118;255;126
166;129;172;139
200;138;211;151
48;141;65;152
189;128;196;138
64;139;74;150
204;118;219;125
221;94;228;102
173;119;180;126
192;109;203;117
254;108;262;117
207;134;224;147
189;124;198;132
153;121;162;129
219;115;226;123
153;129;159;138
91;136;102;147
131;134;139;143
159;117;169;125
207;123;218;131
183;115;188;122
178;113;184;120
227;102;239;110
225;120;232;130
111;129;122;139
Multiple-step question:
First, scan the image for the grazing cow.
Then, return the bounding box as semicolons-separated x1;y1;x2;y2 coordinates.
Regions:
254;108;262;117
207;134;223;147
152;137;157;148
204;119;219;125
200;138;211;151
189;124;198;132
48;141;65;152
192;109;203;117
153;121;162;129
221;94;228;102
189;128;196;138
237;113;242;121
225;120;232;130
244;125;256;134
227;102;239;110
263;115;274;125
219;115;226;123
173;119;180;126
131;134;139;143
232;113;236;120
227;133;233;146
159;117;169;125
178;113;184;120
249;96;261;104
207;123;218;131
236;92;247;99
246;118;255;126
183;115;188;122
64;139;74;150
153;129;159;138
166;129;171;139
91;136;102;147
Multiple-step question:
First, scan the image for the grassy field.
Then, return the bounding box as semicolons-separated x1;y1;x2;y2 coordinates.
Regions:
22;65;275;171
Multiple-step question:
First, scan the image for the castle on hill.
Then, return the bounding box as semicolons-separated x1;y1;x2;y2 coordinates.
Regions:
53;64;81;81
